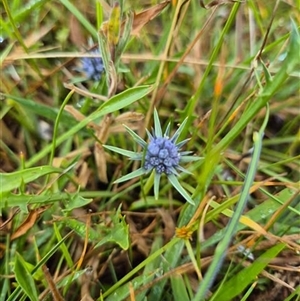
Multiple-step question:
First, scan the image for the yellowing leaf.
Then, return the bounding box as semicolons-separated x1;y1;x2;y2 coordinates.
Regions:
108;2;121;46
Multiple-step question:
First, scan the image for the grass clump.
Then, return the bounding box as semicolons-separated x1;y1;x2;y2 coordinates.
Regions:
0;1;299;301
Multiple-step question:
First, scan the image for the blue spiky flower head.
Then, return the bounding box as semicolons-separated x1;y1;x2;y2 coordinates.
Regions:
81;49;104;81
104;109;200;205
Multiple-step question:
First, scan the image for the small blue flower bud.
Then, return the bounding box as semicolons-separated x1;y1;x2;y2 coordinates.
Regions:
81;50;104;81
144;137;181;175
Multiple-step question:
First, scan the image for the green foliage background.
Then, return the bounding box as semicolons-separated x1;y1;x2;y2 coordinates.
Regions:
0;1;299;300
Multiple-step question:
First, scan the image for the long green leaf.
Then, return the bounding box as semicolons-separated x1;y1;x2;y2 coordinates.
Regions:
181;2;241;135
215;20;299;153
7;232;72;301
14;253;39;301
199;187;298;251
25;85;153;168
147;239;185;300
97;85;153;115
0;191;113;207
104;271;157;301
102;237;181;299
171;275;190;301
0;165;61;194
135;235;164;301
211;243;286;301
192;105;269;300
2;94;77;128
60;0;98;38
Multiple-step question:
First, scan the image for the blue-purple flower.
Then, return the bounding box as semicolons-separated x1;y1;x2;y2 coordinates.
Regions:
104;109;200;204
81;49;104;81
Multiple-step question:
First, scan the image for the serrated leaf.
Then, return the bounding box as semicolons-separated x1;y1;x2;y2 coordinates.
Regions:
94;217;129;250
1;191;114;207
94;205;129;250
62;194;93;212
64;218;101;242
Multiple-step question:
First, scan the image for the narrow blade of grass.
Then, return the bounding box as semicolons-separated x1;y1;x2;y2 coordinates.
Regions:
24;85;153;167
211;243;286;301
192;105;269;300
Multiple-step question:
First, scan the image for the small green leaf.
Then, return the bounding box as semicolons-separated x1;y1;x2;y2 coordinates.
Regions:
116;12;134;59
94;216;129;250
0;42;14;64
94;205;129;250
103;144;139;158
63;218;101;242
260;59;273;85
0;191;113;207
62;194;93;212
153;108;163;138
123;124;148;148
14;253;39;301
114;168;146;184
98;30;111;85
168;174;195;205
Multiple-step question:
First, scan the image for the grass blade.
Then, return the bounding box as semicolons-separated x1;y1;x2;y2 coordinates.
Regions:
192;105;270;300
211;243;286;301
24;85;153;168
